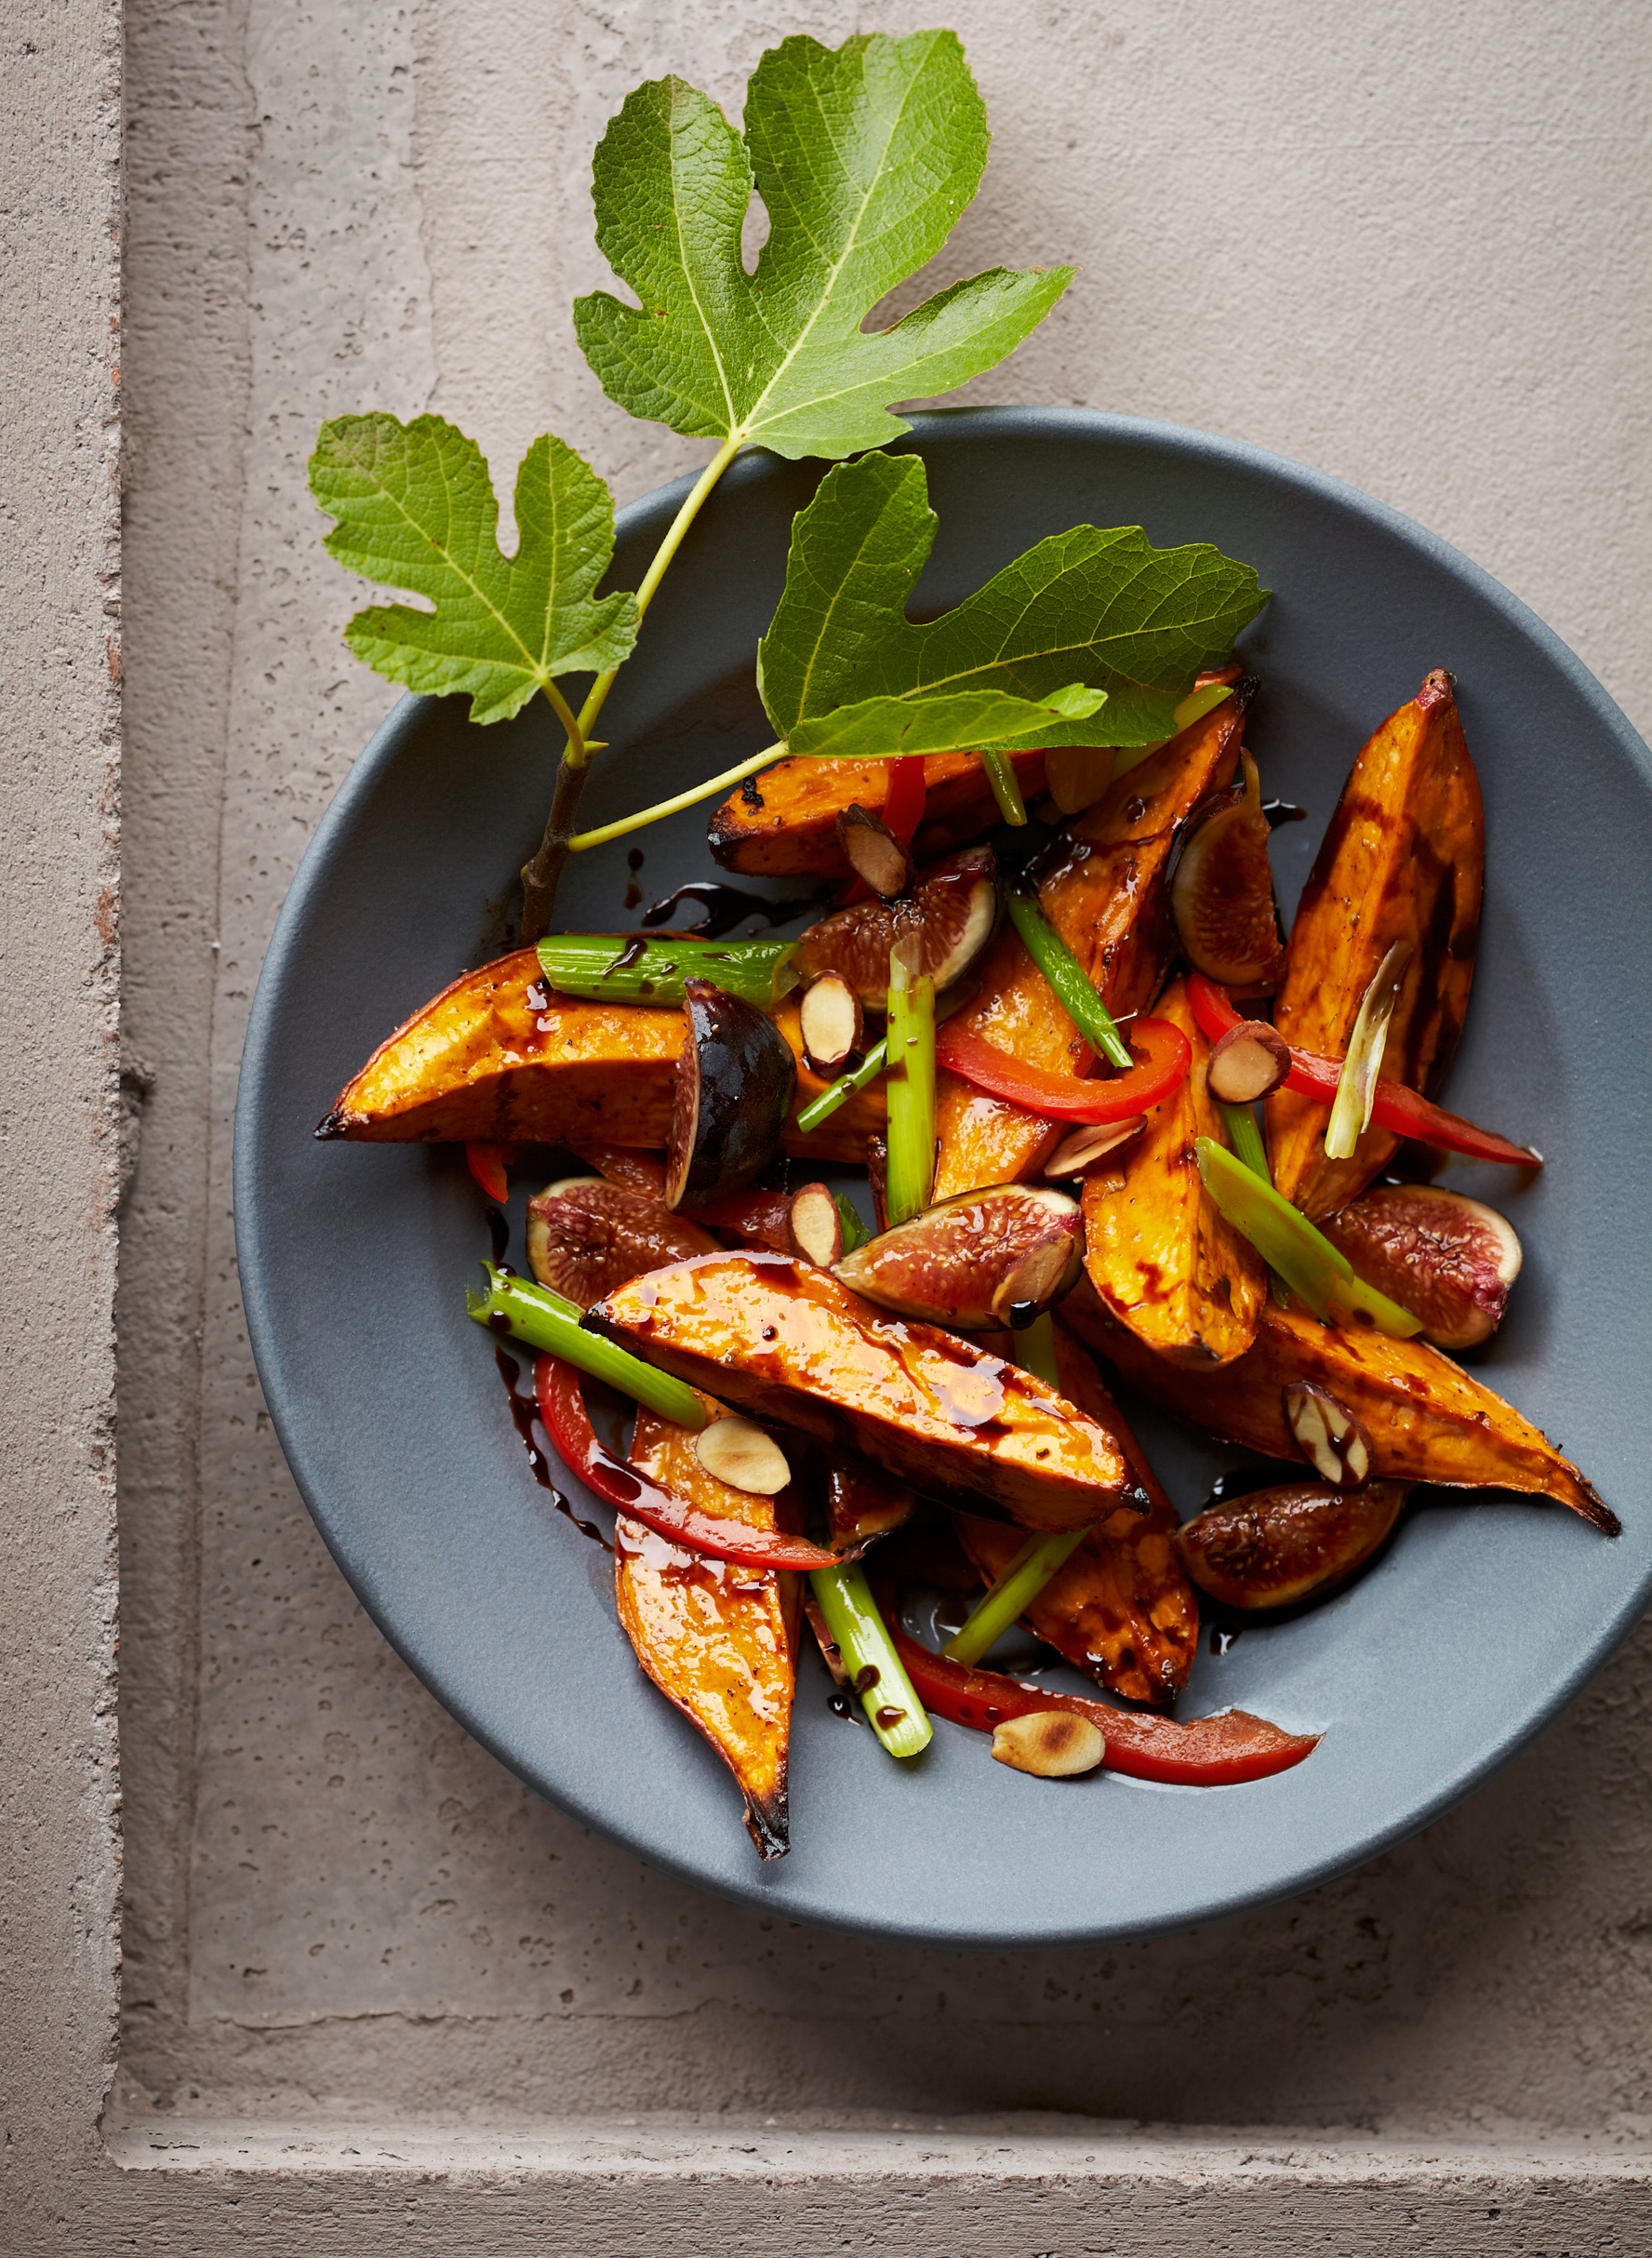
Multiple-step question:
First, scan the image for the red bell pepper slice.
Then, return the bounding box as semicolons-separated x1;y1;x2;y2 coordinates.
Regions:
881;1602;1317;1786
935;1017;1191;1123
882;754;928;846
534;1356;844;1571
1185;974;1539;1169
842;756;929;905
465;1140;517;1202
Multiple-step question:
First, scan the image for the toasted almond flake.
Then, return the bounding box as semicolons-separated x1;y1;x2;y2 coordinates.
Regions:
991;1711;1104;1778
695;1416;792;1496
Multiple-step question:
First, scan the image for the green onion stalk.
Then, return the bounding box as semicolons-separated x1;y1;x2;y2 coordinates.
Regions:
1005;889;1132;1069
1194;1141;1421;1336
1011;1310;1061;1387
797;1035;888;1136
1324;942;1410;1160
466;1263;712;1428
979;747;1029;826
534;933;799;1011
808;1561;932;1758
1111;680;1236;781
1220;1102;1272;1182
944;1525;1088;1669
884;938;937;1226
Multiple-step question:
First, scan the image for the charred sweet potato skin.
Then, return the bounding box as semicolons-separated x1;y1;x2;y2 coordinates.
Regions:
1061;1277;1616;1532
317;948;884;1162
592;1251;1137;1530
931;696;1248;1199
708;749;1048;878
1267;673;1484;1217
1080;975;1265;1366
618;1403;795;1858
954;1320;1198;1702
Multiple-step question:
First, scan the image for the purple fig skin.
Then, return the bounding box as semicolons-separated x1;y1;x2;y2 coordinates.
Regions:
664;980;797;1211
1320;1183;1522;1349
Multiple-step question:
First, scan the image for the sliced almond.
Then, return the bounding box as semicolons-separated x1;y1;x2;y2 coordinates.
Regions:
799;972;863;1077
991;1711;1104;1778
1044;1116;1147;1177
1283;1380;1371;1489
835;803;913;899
789;1182;844;1268
1206;1019;1291;1104
695;1416;792;1496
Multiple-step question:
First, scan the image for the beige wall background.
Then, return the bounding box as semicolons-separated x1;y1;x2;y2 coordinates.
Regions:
6;0;1652;2244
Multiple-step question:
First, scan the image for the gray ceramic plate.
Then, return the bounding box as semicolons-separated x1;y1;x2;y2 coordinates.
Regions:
235;408;1651;1946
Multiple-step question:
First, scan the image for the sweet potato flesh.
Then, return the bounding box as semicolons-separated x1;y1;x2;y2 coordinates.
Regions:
708;748;1048;878
1061;1277;1616;1533
318;947;884;1162
618;1403;795;1858
1267;672;1484;1217
593;1251;1135;1531
931;697;1249;1198
953;1320;1198;1702
1080;975;1265;1366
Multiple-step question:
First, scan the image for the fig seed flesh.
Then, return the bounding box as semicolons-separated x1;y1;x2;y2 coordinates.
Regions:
1319;1183;1521;1348
1171;748;1286;987
795;848;998;1007
526;1176;716;1307
834;1184;1082;1330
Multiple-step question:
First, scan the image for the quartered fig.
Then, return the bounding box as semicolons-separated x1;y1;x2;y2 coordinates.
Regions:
834;1184;1082;1330
795;848;998;1008
526;1176;716;1307
1283;1380;1372;1487
1171;747;1286;988
798;971;863;1076
1206;1020;1291;1104
664;980;797;1211
1319;1183;1522;1349
992;1710;1105;1777
1176;1480;1410;1610
835;803;913;898
569;1142;670;1199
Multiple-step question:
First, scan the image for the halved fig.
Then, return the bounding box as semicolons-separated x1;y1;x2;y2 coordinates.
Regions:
1319;1183;1522;1349
794;848;998;1008
664;980;797;1211
526;1176;716;1307
836;803;913;898
1175;1480;1410;1610
798;972;863;1077
834;1184;1082;1330
789;1182;844;1268
1170;748;1286;988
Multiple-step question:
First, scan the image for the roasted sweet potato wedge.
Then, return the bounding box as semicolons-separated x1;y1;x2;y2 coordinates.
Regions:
316;948;884;1163
1267;671;1484;1217
1080;975;1266;1366
1061;1277;1617;1532
708;748;1049;878
591;1250;1139;1530
931;692;1250;1198
618;1402;796;1859
953;1319;1198;1702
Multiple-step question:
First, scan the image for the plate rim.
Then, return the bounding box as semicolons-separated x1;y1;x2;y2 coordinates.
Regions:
233;403;1652;1948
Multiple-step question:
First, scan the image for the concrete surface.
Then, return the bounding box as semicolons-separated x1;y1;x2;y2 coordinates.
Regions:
6;0;1651;2244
